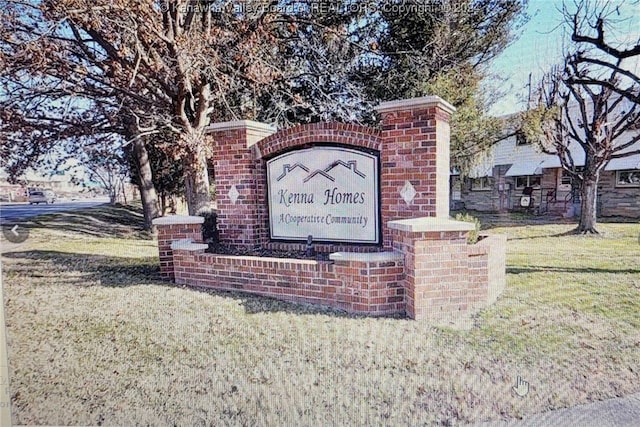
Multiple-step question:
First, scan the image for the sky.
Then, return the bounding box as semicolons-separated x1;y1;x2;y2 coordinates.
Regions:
488;0;640;116
488;0;567;116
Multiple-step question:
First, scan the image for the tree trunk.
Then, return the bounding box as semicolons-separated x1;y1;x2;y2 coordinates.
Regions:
132;139;160;231
183;141;211;215
121;180;127;205
576;175;599;234
160;193;167;215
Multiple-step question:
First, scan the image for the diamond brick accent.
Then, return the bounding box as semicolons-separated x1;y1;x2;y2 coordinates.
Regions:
400;181;417;205
228;185;240;205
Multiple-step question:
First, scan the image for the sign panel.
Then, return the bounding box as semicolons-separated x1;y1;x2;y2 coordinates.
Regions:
267;146;380;244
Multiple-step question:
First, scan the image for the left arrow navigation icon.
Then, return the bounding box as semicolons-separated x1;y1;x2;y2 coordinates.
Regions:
2;223;29;244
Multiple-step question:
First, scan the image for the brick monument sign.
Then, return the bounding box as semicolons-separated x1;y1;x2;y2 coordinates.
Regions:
153;96;506;320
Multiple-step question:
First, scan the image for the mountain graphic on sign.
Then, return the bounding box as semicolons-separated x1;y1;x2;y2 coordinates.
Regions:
276;163;310;182
303;160;366;183
325;160;366;178
303;169;335;183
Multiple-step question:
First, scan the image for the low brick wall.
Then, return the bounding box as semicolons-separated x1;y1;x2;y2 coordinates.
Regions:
153;216;506;320
388;218;506;320
172;246;405;316
469;234;507;306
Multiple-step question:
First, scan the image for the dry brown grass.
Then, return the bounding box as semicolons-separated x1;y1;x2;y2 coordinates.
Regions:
1;205;639;425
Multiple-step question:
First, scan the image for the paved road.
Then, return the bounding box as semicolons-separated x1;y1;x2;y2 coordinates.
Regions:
0;199;108;222
475;393;640;426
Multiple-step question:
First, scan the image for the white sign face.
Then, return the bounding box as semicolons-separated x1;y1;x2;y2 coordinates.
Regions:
267;146;380;244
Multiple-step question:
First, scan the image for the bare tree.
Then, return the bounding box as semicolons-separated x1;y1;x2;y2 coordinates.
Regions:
522;1;640;233
1;1;273;214
1;1;369;214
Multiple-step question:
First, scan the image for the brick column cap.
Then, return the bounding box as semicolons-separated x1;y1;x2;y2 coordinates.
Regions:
152;215;204;225
388;217;474;233
206;120;276;133
206;120;276;148
329;251;404;262
374;96;456;115
170;240;209;251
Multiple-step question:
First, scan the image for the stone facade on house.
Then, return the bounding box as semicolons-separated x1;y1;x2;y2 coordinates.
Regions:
454;133;640;218
598;170;640;217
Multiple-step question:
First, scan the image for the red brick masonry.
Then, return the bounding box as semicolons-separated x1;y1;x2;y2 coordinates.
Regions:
153;96;506;320
173;246;405;316
153;216;506;320
388;218;506;319
206;97;455;251
156;216;204;281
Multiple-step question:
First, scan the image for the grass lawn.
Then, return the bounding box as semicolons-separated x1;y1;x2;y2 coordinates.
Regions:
1;205;639;425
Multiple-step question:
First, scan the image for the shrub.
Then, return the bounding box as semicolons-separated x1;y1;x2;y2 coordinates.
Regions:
199;210;219;242
455;212;480;244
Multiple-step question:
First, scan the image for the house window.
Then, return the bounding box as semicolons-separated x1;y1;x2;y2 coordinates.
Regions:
616;170;640;187
560;167;584;186
516;132;529;146
470;177;491;191
515;175;541;189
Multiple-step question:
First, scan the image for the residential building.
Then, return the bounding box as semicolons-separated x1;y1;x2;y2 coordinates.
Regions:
452;132;640;218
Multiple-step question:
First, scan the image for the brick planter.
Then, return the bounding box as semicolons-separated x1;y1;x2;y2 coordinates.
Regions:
153;216;506;319
167;245;405;316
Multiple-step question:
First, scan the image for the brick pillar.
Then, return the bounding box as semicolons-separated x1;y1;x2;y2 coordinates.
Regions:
329;251;405;315
375;96;456;249
152;215;205;280
206;120;276;249
388;217;474;320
